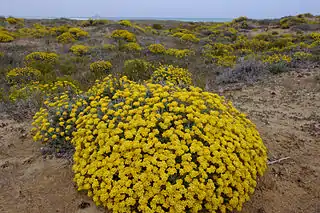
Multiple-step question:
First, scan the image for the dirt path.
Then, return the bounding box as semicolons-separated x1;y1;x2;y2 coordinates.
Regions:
0;70;319;213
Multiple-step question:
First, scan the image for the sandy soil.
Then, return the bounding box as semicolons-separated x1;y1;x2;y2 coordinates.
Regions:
0;69;319;213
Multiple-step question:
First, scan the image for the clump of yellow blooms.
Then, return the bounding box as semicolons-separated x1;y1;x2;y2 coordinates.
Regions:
57;32;76;43
0;31;14;42
118;20;132;27
172;32;200;43
6;17;24;25
262;54;292;64
70;44;90;56
24;52;59;66
6;67;42;84
165;48;195;58
121;42;142;52
111;30;136;42
293;51;313;60
68;27;89;39
90;61;113;73
214;55;237;68
151;65;192;86
148;44;166;54
62;76;267;213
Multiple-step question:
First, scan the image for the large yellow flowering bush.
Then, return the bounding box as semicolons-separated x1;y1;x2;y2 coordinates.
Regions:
172;32;200;43
262;54;292;64
0;32;14;42
68;27;89;39
66;76;267;213
57;32;76;43
90;61;113;73
118;20;132;27
165;48;195;58
6;17;24;25
148;44;166;54
25;52;59;66
121;42;142;52
111;30;136;42
6;67;42;84
70;45;90;56
151;65;192;86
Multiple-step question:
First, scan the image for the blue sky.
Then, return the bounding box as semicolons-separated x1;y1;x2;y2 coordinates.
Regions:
1;0;319;19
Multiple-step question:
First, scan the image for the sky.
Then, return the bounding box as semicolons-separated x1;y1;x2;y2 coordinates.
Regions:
1;0;319;19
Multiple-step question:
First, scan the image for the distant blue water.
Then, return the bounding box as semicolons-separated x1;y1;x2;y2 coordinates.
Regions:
19;16;232;23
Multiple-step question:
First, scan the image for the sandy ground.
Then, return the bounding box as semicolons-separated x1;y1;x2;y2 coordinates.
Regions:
0;69;319;213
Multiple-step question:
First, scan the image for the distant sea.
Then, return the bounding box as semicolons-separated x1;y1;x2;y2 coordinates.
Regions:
20;16;233;22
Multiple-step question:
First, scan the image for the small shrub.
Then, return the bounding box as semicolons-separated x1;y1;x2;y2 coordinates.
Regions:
57;32;76;43
233;16;248;23
25;52;59;66
68;27;89;39
0;32;14;42
70;45;90;56
111;29;136;42
173;32;200;43
148;44;166;54
121;42;142;52
293;51;313;61
123;59;153;81
81;19;109;27
6;17;24;25
6;67;42;84
165;48;194;58
214;55;237;68
262;54;292;64
118;20;132;27
267;62;289;74
151;64;192;86
89;61;112;73
152;23;163;30
103;43;116;50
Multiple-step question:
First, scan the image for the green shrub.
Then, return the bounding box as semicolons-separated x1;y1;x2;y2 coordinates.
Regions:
152;23;163;30
0;32;14;42
57;32;76;43
70;45;90;56
6;67;42;84
103;44;117;50
6;17;24;25
118;20;132;27
111;30;136;42
121;42;142;52
123;59;153;81
165;48;195;58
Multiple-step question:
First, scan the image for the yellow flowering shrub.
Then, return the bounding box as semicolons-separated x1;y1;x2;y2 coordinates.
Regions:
263;54;292;64
81;19;109;27
173;32;200;43
68;27;89;39
70;45;90;56
63;76;267;213
123;59;153;81
6;17;24;25
50;25;70;36
151;65;192;86
118;20;132;27
57;32;76;43
148;44;166;54
0;32;14;42
203;43;234;57
6;67;42;84
309;32;320;41
121;42;142;52
111;30;136;42
293;52;313;60
90;61;112;73
214;56;237;68
165;48;195;58
25;52;59;66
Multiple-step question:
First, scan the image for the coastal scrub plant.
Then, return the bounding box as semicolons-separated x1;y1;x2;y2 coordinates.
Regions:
57;32;76;43
68;27;89;39
89;61;113;73
6;67;42;84
121;42;142;52
68;76;267;213
0;30;14;42
118;20;132;27
165;48;195;58
151;65;192;86
25;52;59;66
148;44;166;54
111;30;136;42
70;44;90;56
123;59;153;81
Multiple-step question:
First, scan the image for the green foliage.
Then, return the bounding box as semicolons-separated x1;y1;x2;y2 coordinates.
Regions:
6;67;42;84
121;42;142;52
233;16;248;23
123;59;153;81
293;51;313;61
103;44;117;50
165;48;195;58
81;19;109;27
152;23;163;30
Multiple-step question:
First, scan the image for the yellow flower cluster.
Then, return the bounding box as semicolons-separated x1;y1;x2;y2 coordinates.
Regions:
24;52;59;66
151;65;192;86
111;30;136;42
0;31;14;42
6;67;42;84
57;32;76;43
165;48;195;58
65;76;267;213
6;17;24;25
68;27;89;39
148;44;166;54
70;44;90;56
121;42;142;52
263;54;292;64
118;20;132;27
213;55;237;68
172;32;200;43
293;51;313;60
81;19;109;27
90;61;113;73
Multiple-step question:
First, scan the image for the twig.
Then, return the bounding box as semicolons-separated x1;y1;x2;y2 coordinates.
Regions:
268;157;291;165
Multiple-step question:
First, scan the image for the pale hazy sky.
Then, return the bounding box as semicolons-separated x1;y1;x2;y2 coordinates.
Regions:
1;0;319;19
